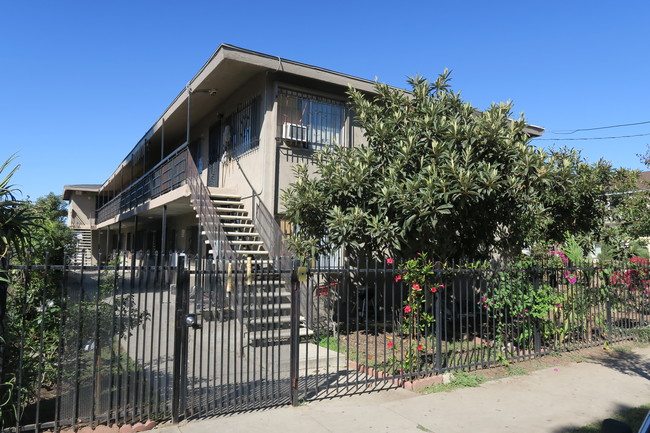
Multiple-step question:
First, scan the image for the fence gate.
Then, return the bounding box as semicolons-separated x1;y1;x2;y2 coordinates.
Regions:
178;256;294;419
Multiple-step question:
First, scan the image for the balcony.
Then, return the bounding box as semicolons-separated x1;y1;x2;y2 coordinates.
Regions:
96;146;189;224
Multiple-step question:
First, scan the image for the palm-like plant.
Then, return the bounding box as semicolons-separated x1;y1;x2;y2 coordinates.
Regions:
0;155;38;259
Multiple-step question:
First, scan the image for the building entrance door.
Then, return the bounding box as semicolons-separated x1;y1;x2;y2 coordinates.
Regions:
207;121;221;187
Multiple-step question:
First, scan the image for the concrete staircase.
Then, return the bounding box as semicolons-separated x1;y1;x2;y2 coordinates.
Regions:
196;192;310;345
204;193;268;258
73;229;92;265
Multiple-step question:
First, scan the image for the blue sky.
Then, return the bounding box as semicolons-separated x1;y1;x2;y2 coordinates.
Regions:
2;0;650;200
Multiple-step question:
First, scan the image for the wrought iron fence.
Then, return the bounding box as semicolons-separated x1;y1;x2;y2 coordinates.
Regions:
295;257;650;399
2;253;649;431
0;251;296;432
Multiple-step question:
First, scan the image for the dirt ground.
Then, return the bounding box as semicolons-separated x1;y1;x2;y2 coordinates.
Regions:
326;330;644;380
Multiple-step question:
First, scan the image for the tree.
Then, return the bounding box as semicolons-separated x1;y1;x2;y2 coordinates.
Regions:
282;72;620;261
598;152;650;260
0;156;39;259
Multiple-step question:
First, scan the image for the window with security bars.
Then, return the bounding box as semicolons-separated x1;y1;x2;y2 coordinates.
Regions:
224;95;261;157
277;89;346;150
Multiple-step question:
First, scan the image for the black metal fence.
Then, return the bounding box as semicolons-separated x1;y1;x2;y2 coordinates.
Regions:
2;252;649;431
295;256;650;398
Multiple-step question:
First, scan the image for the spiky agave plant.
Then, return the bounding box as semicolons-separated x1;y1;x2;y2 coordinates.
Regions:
0;155;39;260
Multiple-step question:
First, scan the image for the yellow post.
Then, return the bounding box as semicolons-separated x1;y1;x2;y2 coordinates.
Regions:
227;262;233;292
246;256;253;286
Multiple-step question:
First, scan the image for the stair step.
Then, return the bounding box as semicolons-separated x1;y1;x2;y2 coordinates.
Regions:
252;303;291;310
234;250;269;255
222;223;255;229
248;316;291;325
211;200;244;207
209;249;270;256
205;238;263;245
248;327;313;342
241;291;290;298
202;230;259;237
209;192;242;200
217;215;252;221
215;207;249;214
231;240;264;246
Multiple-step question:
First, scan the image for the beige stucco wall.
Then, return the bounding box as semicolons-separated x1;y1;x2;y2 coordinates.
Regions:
67;191;97;229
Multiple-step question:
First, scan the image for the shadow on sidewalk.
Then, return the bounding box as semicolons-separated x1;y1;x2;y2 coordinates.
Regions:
586;348;650;381
551;402;647;433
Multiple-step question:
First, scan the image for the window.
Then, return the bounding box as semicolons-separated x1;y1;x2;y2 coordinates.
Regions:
224;95;261;157
277;89;346;150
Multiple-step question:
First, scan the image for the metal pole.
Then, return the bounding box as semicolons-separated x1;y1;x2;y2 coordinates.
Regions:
172;256;188;423
130;217;138;289
117;221;122;252
435;289;442;374
290;262;300;406
533;278;541;356
106;226;111;259
161;205;167;256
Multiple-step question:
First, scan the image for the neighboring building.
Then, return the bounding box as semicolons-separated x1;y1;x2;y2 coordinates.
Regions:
63;44;545;265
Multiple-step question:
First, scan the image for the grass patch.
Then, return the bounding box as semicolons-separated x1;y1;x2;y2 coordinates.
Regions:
421;372;488;393
505;365;527;376
568;403;650;432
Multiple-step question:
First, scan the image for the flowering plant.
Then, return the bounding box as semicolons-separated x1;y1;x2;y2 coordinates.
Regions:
609;256;650;293
388;253;444;373
481;254;564;350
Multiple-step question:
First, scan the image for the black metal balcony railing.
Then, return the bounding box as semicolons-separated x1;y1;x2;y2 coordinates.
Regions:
96;146;189;224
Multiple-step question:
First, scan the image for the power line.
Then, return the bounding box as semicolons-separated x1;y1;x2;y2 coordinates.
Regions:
534;132;650;141
550;120;650;134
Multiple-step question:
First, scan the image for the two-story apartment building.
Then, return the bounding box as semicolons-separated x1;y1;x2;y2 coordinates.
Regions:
63;44;384;264
64;44;545;266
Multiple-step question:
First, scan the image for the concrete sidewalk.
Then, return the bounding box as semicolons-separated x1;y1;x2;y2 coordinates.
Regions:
154;346;650;433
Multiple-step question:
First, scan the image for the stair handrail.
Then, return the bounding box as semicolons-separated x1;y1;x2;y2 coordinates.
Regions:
232;158;292;259
186;152;237;261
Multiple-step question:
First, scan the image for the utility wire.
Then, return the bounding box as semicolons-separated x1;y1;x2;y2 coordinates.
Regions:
550;120;650;134
534;132;650;141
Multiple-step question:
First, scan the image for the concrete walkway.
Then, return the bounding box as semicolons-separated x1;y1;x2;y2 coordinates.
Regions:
154;346;650;433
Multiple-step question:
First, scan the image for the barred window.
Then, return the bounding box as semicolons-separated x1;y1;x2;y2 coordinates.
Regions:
224;95;261;157
277;89;346;150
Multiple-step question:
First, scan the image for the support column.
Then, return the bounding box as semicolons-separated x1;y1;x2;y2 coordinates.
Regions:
161;205;167;257
105;226;110;259
117;221;122;252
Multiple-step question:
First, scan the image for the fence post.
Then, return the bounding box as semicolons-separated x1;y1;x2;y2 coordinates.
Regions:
290;260;300;406
606;297;613;344
533;278;541;356
172;256;189;423
434;280;443;374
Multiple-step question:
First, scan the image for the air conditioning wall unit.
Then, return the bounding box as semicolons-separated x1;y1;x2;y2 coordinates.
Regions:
282;123;308;145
